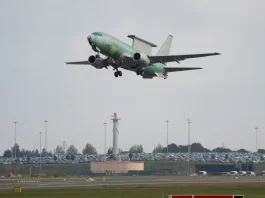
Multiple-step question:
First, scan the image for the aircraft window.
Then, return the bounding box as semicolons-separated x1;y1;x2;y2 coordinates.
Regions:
94;32;102;36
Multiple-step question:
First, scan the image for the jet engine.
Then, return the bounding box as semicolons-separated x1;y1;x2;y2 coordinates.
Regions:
133;52;150;66
88;55;107;69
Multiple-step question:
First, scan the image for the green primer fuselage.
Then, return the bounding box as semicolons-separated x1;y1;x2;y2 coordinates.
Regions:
90;32;166;77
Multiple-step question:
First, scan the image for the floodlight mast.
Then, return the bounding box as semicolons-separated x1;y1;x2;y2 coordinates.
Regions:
255;126;258;152
165;120;169;153
188;119;191;175
13;121;18;160
44;120;48;155
104;122;107;160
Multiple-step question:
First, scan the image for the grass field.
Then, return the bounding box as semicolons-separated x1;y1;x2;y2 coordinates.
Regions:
0;183;264;198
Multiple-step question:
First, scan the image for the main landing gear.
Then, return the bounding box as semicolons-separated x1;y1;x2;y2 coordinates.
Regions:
112;61;123;78
136;70;143;76
114;70;122;78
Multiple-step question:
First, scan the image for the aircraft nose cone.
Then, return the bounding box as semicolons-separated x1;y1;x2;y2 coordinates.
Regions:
87;35;91;42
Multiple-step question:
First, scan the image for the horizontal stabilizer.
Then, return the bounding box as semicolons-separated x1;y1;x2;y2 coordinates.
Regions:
165;67;202;72
128;35;157;55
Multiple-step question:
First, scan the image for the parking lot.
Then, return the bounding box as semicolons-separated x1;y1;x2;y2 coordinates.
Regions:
0;152;264;165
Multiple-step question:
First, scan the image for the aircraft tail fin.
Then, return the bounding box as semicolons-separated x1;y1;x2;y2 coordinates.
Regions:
128;35;157;55
156;35;173;56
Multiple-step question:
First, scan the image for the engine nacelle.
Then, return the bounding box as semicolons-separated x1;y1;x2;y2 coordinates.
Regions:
88;55;107;69
133;52;150;66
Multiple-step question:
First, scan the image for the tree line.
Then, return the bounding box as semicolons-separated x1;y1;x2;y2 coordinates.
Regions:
153;143;265;154
3;142;265;158
2;143;97;158
2;144;52;159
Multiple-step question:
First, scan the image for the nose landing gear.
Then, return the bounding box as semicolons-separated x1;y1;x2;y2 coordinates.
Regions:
136;69;143;76
114;70;122;78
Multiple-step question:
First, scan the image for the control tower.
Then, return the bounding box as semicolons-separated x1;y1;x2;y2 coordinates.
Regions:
111;113;120;155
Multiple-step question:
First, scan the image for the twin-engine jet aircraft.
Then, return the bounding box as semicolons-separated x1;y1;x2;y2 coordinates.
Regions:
66;32;220;79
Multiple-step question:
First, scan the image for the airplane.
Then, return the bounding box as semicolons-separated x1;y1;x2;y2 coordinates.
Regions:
65;32;221;79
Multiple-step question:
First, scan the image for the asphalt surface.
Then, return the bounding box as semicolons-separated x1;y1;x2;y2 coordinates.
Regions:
1;179;265;190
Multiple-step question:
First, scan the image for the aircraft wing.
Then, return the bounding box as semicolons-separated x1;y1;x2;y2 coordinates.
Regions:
65;61;90;65
149;52;220;64
164;67;202;72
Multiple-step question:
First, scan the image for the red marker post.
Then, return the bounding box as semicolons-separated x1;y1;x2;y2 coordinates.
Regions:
169;195;243;198
194;196;233;198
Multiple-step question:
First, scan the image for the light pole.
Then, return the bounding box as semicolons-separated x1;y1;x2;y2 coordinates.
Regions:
40;132;42;173
188;119;191;176
104;122;107;160
44;120;48;155
165;120;169;153
11;147;14;161
165;120;169;169
255;127;258;152
13;122;18;160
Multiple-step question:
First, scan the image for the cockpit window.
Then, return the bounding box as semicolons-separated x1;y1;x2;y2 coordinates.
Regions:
93;32;103;36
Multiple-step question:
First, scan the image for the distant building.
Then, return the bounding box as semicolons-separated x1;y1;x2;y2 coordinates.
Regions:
90;161;144;174
195;164;237;175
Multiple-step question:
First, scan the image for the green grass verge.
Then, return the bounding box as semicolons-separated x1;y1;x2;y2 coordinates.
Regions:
0;183;264;198
0;163;91;176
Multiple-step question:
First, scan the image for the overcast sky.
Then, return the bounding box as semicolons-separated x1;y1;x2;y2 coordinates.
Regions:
0;0;264;155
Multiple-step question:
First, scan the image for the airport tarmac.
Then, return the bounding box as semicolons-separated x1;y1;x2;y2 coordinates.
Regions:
1;179;265;190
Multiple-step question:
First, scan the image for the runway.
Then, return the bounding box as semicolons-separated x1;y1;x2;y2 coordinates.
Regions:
1;179;265;190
